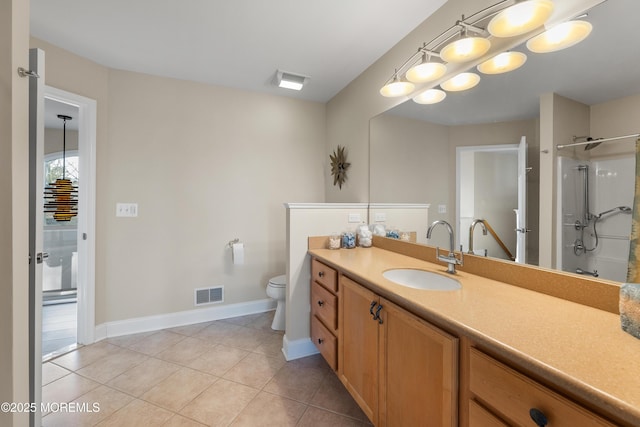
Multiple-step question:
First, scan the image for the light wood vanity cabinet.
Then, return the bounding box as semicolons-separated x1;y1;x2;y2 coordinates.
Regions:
339;274;458;427
467;347;617;427
310;258;338;370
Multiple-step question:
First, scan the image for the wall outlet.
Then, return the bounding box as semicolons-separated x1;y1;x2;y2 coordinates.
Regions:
116;203;138;217
438;204;447;214
374;212;386;222
348;213;361;223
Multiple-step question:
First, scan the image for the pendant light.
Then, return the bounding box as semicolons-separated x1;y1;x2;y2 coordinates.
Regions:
477;51;527;74
406;52;447;83
488;0;554;38
413;88;447;105
380;72;415;97
441;72;481;92
44;114;78;222
440;27;491;64
526;20;593;53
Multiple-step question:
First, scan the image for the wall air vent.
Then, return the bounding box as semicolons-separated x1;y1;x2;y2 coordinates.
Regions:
194;286;224;306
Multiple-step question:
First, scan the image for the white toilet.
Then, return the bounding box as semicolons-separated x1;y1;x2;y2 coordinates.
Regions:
266;274;286;330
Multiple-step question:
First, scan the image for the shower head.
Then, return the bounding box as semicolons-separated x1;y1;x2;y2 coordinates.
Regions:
596;206;632;218
584;137;604;151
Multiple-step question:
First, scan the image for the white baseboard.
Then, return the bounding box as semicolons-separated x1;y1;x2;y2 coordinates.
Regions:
282;334;319;361
94;298;276;340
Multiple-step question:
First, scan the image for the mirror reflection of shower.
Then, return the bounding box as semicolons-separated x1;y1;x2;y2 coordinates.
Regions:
557;156;635;282
572;164;632;257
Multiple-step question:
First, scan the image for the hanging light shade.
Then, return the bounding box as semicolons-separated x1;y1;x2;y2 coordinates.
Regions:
488;0;554;38
379;74;415;97
413;88;447;105
44;114;78;222
526;20;593;53
477;51;527;74
441;72;481;92
440;31;491;63
406;53;447;83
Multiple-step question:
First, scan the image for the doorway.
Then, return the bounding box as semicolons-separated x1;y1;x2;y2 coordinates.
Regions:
456;143;522;260
41;86;97;360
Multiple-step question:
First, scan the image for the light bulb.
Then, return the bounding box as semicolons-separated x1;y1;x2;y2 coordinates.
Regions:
413;89;447;104
526;20;593;53
440;36;491;63
477;51;527;74
441;72;481;92
488;0;554;37
406;61;447;83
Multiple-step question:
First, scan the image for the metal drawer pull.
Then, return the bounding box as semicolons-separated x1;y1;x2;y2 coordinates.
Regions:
317;300;324;307
318;271;325;278
373;304;383;324
317;338;324;344
529;408;548;427
369;301;377;318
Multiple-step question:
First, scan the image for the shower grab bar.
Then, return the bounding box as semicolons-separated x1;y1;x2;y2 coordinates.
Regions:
589;233;630;241
557;133;640;150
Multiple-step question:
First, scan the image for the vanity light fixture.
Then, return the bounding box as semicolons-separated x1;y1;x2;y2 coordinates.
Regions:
477;51;527;74
440;27;491;63
276;70;308;91
406;51;447;83
526;20;593;53
413;88;447;104
380;72;415;97
487;0;554;38
441;72;480;92
380;0;594;99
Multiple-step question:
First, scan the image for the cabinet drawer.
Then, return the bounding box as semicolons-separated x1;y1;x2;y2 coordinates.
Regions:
311;281;338;331
469;348;615;427
468;400;508;427
311;315;337;371
311;258;338;293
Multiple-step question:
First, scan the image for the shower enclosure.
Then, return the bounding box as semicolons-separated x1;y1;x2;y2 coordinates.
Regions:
557;155;634;281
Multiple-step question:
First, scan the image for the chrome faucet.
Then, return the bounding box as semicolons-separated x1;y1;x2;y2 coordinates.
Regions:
468;219;487;254
426;220;463;274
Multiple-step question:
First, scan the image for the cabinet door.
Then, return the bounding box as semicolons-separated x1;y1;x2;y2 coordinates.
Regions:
379;298;458;427
339;276;380;425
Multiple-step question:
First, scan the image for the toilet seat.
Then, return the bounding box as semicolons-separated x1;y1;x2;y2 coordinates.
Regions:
268;274;286;288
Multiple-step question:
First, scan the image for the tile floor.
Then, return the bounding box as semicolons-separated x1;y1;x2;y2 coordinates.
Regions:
42;301;77;358
42;311;371;426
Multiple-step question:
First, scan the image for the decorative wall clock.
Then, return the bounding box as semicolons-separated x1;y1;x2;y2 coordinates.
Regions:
330;145;350;189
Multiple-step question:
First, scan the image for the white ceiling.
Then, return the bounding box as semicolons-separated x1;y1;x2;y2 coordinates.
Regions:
31;0;447;105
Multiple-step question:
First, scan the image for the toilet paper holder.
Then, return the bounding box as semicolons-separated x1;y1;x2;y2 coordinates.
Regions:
227;238;240;248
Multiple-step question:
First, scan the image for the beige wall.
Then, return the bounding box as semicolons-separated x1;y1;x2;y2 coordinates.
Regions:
45;128;79;154
31;39;326;325
590;93;640;158
325;0;496;203
1;0;30;425
370;113;538;253
104;70;325;322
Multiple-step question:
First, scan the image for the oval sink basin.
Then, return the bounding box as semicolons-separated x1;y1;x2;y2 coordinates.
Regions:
382;268;461;291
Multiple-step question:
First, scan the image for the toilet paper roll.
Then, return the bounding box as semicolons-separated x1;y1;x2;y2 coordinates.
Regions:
232;242;244;265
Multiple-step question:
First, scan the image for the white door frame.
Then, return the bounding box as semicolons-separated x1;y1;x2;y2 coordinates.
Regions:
455;143;519;252
43;86;97;344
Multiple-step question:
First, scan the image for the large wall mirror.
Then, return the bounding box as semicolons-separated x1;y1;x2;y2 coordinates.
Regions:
370;0;640;282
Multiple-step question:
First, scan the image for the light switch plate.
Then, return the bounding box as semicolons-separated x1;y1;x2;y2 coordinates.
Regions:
438;204;447;214
374;212;386;222
348;213;361;223
116;203;138;217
